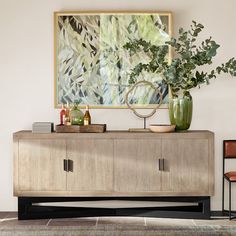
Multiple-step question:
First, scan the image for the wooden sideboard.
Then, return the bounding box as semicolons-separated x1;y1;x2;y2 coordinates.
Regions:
13;130;214;219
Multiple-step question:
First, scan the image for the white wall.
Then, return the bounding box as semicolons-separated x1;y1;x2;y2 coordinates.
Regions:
0;0;236;211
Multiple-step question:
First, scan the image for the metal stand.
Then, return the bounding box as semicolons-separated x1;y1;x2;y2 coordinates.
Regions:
18;196;210;220
222;176;236;220
125;81;163;131
143;117;146;129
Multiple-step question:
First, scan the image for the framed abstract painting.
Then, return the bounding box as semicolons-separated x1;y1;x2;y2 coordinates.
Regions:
54;11;172;108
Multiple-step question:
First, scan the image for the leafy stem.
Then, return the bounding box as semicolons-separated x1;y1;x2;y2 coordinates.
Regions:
123;21;236;98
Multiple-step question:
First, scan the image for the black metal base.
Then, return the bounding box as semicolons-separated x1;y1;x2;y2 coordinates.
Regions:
222;210;236;220
18;196;210;220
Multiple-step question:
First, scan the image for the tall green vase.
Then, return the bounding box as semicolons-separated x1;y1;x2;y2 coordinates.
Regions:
169;95;193;131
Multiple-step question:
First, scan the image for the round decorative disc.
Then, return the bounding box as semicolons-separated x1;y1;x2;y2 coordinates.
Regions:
125;80;163;119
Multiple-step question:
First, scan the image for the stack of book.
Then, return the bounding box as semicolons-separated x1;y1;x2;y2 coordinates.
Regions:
32;122;54;133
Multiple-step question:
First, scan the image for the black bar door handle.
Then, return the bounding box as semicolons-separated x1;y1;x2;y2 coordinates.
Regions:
162;158;165;171
63;159;68;172
68;159;73;172
158;158;165;171
158;158;162;171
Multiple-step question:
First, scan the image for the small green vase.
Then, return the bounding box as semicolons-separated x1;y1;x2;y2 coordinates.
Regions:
70;104;84;125
169;94;193;131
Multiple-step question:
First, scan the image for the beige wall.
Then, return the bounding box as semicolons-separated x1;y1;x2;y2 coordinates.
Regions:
0;0;236;211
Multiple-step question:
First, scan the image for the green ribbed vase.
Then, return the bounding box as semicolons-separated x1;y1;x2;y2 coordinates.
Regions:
169;96;193;131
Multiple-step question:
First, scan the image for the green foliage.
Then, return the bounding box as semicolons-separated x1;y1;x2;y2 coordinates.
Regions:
123;21;236;98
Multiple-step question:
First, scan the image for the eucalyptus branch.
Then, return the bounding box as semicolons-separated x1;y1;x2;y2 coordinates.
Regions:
123;21;236;97
124;38;169;84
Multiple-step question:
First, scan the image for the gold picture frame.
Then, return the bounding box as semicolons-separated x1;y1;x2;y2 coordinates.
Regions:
54;11;172;108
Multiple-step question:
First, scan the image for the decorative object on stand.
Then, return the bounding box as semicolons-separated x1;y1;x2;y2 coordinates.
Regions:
124;21;236;130
125;80;162;131
54;11;172;108
56;102;105;133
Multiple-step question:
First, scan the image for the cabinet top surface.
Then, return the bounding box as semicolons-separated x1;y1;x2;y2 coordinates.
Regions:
13;130;214;139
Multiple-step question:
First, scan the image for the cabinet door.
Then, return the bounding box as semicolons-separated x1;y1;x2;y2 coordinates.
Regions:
161;138;209;194
18;139;67;191
114;139;162;192
67;139;113;192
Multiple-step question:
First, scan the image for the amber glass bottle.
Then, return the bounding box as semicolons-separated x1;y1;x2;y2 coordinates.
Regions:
83;105;91;125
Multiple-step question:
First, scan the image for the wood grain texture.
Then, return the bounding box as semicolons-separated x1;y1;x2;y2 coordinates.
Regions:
13;130;214;197
208;133;215;195
15;190;211;197
13;137;19;196
55;124;106;133
18;139;67;192
161;138;209;194
114;139;162;192
67;139;113;191
13;130;214;140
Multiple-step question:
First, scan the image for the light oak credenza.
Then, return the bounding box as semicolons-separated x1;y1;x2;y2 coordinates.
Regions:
13;130;214;219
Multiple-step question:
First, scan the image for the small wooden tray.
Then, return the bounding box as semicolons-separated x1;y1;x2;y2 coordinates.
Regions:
55;124;106;133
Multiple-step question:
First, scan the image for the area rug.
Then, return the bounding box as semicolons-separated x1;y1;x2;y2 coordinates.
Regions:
0;225;236;236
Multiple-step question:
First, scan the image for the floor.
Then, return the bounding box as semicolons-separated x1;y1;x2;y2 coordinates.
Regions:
0;212;236;227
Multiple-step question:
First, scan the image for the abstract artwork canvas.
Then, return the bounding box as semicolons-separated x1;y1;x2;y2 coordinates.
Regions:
54;12;172;108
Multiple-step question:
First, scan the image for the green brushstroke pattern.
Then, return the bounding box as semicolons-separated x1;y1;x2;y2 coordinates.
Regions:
56;14;170;106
